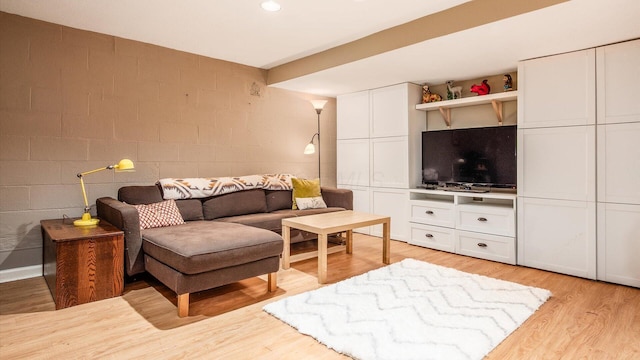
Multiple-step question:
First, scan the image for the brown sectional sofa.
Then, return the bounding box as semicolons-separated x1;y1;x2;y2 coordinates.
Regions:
96;184;352;316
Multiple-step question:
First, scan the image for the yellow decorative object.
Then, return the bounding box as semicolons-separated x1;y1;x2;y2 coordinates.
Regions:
74;159;135;227
291;178;321;210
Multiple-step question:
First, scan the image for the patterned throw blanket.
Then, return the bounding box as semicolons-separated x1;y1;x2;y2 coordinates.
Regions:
158;174;295;200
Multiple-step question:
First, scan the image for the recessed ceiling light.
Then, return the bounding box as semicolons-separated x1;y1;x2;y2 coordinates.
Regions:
261;1;281;12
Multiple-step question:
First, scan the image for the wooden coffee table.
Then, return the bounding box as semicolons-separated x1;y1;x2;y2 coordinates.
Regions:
282;210;391;283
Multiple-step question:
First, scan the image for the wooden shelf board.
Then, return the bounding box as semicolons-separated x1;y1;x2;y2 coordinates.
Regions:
415;90;518;111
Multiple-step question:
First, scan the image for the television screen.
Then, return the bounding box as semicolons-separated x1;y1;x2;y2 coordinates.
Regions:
421;125;517;188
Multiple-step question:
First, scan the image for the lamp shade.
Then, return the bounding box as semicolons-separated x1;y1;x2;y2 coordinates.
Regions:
310;100;328;111
114;158;134;171
304;143;316;154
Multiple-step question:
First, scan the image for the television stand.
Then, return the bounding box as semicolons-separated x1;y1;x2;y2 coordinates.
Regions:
408;189;516;264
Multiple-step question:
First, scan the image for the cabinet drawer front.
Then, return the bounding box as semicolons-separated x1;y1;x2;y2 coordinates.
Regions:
456;231;516;264
408;223;455;253
410;201;455;227
457;205;515;237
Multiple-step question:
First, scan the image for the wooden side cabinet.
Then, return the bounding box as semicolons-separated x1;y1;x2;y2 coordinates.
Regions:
41;218;124;309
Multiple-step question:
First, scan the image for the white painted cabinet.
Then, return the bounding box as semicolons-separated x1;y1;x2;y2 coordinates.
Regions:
517;126;596;202
336;139;369;187
370;136;408;188
595;39;640;287
518;48;596;128
517;197;596;278
337;91;369;139
338;184;371;235
336;83;424;242
370;85;409;137
596;39;640;125
370;188;408;240
409;189;517;265
517;48;597;279
597;203;640;288
518;40;639;286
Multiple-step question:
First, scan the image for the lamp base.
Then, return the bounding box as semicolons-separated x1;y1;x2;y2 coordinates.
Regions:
74;213;100;227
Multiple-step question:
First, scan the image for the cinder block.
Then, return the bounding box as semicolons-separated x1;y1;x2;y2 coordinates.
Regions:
0;136;29;160
159;162;199;179
179;143;215;162
159;122;198;143
138;142;180;162
30;137;87;161
0;161;61;186
30;184;81;209
197;89;229;111
88;139;137;162
0;85;30;112
0;186;30;211
0;209;62;250
63;27;114;52
0;111;62;137
31;86;62;114
198;162;232;177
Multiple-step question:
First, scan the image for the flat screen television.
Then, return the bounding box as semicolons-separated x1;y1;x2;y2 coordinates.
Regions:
421;125;517;189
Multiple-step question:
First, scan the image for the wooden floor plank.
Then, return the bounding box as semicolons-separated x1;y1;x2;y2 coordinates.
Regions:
1;234;638;359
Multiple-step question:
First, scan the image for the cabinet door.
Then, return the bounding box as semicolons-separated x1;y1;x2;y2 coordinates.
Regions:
597;203;640;288
370;136;408;188
336;139;369;186
597;122;640;204
338;185;370;235
337;91;370;139
596;39;640;125
370;188;408;241
517;197;596;279
370;84;409;138
518;126;596;201
518;49;596;128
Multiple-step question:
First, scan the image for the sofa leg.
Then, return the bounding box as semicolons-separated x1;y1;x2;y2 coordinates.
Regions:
268;272;277;292
177;293;189;317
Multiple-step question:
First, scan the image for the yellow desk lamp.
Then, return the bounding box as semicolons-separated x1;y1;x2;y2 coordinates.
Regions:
74;159;135;227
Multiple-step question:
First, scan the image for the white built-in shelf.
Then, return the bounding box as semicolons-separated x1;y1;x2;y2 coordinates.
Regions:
415;91;518;127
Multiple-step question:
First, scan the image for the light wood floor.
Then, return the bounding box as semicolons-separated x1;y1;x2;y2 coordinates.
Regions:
1;234;639;359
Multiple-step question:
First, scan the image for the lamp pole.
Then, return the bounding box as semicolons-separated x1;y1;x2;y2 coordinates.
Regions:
315;107;321;183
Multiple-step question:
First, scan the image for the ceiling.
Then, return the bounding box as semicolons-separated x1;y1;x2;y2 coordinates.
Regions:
1;0;639;97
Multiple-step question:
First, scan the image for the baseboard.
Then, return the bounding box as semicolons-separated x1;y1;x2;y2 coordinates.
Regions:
0;265;42;283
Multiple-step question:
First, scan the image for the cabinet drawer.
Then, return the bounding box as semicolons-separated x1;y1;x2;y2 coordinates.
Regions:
410;200;455;227
456;230;516;265
408;223;455;253
457;205;515;237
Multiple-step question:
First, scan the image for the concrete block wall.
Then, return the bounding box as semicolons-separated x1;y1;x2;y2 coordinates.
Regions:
0;12;337;278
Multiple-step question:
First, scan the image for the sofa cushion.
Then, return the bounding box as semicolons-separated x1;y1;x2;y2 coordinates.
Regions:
133;200;185;229
291;178;321;210
295;196;327;210
119;185;163;205
202;189;268;220
141;221;283;275
175;199;204;221
265;190;293;212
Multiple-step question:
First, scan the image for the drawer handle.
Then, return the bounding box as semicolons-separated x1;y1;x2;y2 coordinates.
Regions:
425;233;434;238
477;217;488;222
425;210;434;215
477;242;488;248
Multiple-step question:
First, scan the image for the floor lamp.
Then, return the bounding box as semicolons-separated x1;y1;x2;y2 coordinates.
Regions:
304;100;327;182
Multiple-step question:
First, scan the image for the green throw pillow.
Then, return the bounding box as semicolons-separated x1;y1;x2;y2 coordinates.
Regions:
291;178;321;209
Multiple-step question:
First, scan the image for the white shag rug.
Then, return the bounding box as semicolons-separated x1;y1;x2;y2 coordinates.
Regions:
263;258;551;360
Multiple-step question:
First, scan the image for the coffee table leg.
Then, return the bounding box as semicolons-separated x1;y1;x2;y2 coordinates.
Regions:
383;220;390;264
346;230;353;254
282;225;291;269
318;233;328;284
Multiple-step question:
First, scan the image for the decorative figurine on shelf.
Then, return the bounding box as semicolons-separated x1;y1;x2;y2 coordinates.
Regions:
422;85;443;103
446;80;462;100
470;79;491;96
503;74;513;91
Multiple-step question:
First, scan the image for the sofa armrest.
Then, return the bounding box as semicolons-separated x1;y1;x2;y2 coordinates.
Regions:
96;197;145;276
321;187;353;210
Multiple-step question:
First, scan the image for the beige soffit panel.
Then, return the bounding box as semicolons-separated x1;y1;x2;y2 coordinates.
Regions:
267;0;569;85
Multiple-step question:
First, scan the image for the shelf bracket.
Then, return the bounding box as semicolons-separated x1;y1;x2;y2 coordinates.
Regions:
491;100;503;125
438;107;451;128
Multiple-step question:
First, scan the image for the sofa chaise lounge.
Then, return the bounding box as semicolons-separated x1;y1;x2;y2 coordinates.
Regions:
96;180;353;316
